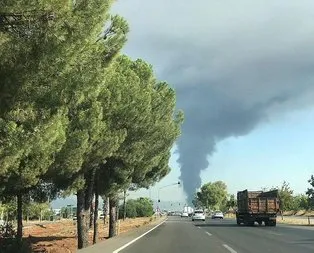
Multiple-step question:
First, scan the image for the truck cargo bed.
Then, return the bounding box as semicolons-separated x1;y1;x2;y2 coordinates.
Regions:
236;189;280;226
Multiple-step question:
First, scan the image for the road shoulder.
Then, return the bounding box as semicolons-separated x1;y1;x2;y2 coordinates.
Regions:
78;217;167;253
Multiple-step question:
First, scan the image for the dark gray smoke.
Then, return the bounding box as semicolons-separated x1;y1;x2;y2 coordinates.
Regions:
114;0;314;202
176;87;290;203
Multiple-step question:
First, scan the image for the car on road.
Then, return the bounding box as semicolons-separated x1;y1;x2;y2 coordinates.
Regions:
212;211;224;219
181;212;189;217
192;210;206;221
174;211;182;216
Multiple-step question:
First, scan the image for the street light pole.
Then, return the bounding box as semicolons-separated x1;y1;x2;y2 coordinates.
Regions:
157;181;180;211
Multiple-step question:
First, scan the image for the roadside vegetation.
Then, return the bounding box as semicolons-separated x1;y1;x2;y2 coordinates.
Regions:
193;179;314;214
0;1;183;252
119;198;154;219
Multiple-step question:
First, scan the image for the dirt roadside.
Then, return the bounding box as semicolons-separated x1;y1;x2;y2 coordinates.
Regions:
277;216;314;226
220;213;314;226
23;216;161;253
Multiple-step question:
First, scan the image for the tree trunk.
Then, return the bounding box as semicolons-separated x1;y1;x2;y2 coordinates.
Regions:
77;190;88;249
77;169;96;249
103;196;109;225
109;197;117;238
93;184;99;244
89;201;94;229
17;193;23;241
123;189;126;221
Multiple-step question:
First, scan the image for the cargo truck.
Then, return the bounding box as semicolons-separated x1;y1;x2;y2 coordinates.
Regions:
236;189;280;226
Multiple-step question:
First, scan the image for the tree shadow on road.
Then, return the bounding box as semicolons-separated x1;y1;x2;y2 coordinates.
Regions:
195;223;240;228
195;222;273;228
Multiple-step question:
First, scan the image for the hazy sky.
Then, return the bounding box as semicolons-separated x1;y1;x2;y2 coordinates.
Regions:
53;0;314;208
110;0;314;204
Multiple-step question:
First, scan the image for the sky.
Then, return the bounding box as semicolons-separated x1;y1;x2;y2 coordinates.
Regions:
49;1;314;208
108;0;314;205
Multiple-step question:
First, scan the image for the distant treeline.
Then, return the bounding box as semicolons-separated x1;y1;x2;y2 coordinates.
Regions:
193;177;314;212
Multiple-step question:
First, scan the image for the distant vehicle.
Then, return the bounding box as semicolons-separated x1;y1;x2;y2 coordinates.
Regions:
212;211;224;219
72;215;77;221
236;189;280;226
174;211;182;216
181;212;189;217
183;206;194;217
99;213;105;219
192;210;206;221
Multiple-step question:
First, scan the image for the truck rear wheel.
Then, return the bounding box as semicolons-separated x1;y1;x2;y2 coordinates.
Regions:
269;220;276;226
244;220;254;226
265;220;276;226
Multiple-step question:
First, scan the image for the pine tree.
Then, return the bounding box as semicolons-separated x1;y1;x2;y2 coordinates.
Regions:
0;1;128;245
95;56;183;237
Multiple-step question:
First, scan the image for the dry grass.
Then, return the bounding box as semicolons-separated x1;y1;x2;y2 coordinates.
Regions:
277;216;314;226
23;216;160;253
224;213;236;219
282;210;314;216
224;211;314;226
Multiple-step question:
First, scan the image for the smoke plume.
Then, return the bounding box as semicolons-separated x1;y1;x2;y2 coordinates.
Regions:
114;0;314;203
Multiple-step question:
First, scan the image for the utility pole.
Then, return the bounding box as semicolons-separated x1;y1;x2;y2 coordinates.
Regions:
123;189;127;221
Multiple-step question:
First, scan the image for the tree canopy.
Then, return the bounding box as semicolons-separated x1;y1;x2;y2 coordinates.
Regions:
195;181;228;210
306;175;314;209
0;1;182;249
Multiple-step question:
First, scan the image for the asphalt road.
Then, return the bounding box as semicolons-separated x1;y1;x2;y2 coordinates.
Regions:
118;216;314;253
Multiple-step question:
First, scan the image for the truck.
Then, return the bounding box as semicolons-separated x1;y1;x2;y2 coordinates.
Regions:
183;206;194;217
236;189;280;226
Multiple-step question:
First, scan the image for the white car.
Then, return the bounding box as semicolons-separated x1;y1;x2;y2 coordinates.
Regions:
181;212;189;217
212;211;224;219
192;210;206;221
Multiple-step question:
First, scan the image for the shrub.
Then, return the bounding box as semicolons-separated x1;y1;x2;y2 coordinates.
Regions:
119;197;153;218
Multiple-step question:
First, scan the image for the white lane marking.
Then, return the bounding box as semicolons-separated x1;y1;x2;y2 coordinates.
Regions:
197;226;201;229
205;231;212;236
112;219;167;253
223;244;237;253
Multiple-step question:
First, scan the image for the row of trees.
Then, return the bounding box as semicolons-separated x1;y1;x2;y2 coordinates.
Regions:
0;201;52;222
193;177;314;212
275;180;314;212
0;1;183;250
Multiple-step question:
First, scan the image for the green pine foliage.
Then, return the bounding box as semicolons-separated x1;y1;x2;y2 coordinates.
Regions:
0;0;182;249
